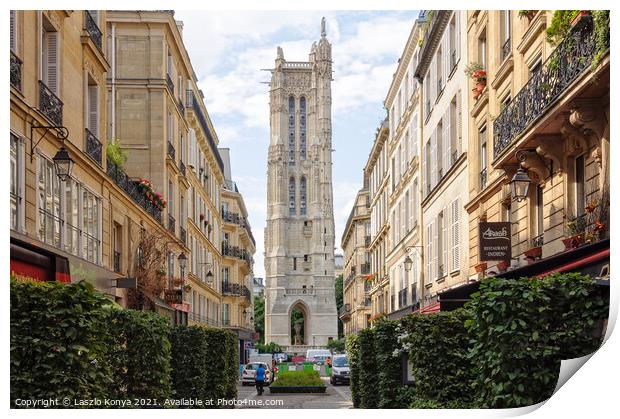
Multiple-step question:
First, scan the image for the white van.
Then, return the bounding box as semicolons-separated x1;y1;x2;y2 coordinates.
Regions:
306;349;332;364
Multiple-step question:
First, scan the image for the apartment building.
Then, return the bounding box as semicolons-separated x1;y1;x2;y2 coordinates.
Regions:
340;182;371;334
416;10;469;308
219;148;256;363
459;11;609;286
384;20;423;320
365;119;390;323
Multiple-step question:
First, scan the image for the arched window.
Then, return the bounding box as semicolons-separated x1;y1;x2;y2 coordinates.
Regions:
300;96;306;160
300;177;307;215
289;177;296;215
288;96;296;164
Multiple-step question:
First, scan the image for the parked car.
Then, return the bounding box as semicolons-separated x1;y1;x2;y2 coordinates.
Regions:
241;362;273;386
329;354;350;385
274;352;288;363
306;349;332;364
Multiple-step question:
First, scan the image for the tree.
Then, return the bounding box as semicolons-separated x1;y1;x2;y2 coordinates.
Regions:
128;228;168;310
335;274;344;338
254;296;265;344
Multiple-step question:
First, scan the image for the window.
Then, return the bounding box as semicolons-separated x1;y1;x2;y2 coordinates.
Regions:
222;267;229;286
449;97;457;163
289;177;296;215
300;177;307;215
478;30;487;69
10;134;24;231
535;185;544;238
424;140;431;196
500;11;511;61
10;10;17;53
41;17;59;94
300;96;306;160
168;179;174;214
82;187;100;263
113;223;122;273
426;222;434;282
451;199;460;272
405;191;410;233
38;156;62;248
411;115;418;159
575;155;586;216
436;45;443;93
436;120;444;180
438;211;446;278
222;304;230;325
449;15;457;69
288;96;296;164
479;126;487;189
65;178;80;256
529;56;543;78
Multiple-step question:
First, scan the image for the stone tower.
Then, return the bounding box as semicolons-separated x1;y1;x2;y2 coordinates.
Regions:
264;18;338;347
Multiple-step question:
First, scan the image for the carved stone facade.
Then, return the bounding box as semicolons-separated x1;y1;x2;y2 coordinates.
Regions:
264;19;338;347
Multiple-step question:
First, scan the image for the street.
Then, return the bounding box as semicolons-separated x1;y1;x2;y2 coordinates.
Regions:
235;377;352;409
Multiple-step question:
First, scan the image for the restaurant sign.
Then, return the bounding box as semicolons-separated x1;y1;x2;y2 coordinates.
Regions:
479;222;511;261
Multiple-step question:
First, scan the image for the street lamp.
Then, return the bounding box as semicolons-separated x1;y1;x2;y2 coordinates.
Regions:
403;246;423;272
178;252;187;271
510;163;532;202
198;262;214;284
52;146;74;181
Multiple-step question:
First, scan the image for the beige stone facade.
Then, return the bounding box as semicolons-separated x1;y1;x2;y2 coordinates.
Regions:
264;20;338;347
340;184;371;335
464;10;610;276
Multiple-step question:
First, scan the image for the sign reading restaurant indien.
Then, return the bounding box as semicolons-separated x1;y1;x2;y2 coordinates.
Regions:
479;222;511;261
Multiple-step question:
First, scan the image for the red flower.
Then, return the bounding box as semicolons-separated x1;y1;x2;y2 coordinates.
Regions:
594;220;605;231
585;202;597;214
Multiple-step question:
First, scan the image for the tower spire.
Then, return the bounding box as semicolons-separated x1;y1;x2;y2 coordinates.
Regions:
321;17;326;38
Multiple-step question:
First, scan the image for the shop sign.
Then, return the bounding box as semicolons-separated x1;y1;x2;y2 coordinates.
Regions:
479;222;512;261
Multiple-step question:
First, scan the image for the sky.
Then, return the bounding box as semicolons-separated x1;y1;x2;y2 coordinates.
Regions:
175;10;418;279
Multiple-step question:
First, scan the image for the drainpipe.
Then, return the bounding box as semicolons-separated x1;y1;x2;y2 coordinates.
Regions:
111;23;116;140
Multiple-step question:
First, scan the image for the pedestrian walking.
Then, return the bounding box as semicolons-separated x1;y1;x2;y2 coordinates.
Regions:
255;364;266;395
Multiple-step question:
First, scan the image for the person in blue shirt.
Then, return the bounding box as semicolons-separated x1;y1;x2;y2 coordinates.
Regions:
255;364;266;395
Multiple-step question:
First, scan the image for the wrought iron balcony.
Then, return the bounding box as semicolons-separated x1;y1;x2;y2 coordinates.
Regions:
168;214;175;234
85;128;102;166
532;234;544;248
38;81;63;126
113;251;121;273
221;242;252;264
365;235;371;247
167;141;176;161
185;90;224;172
166;74;174;94
339;303;351;319
179;160;186;177
177;97;184;114
106;157;163;224
189;312;220;327
500;37;511;62
222;282;252;303
493;19;605;159
361;262;371;275
84;11;102;49
180;225;186;245
10;51;21;91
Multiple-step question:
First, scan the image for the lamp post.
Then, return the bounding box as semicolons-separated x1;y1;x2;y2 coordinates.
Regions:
178;252;188;325
403;246;423;308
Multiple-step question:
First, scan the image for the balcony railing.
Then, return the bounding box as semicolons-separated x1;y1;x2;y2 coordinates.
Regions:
84;11;102;49
500;37;511;62
179;161;186;177
179;225;186;245
361;262;371;275
493;19;604;159
222;282;252;303
113;251;121;273
166;74;174;94
167;141;176;161
10;51;21;91
480;168;487;189
221;243;252;265
189;312;219;327
365;235;371;247
168;214;175;234
106;157;163;224
38;81;63;126
85;128;102;166
177;97;185;114
186;90;224;172
339;303;351;318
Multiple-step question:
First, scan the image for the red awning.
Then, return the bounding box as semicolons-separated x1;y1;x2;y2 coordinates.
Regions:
536;248;610;278
420;301;441;314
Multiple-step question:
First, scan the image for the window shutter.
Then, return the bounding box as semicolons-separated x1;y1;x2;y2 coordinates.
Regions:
456;89;462;148
456;11;461;61
46;31;59;94
434;216;440;280
430;131;437;189
451;199;460;271
88;85;98;135
426;223;433;282
422;143;427;198
10;10;16;52
444;109;451;171
442;209;448;276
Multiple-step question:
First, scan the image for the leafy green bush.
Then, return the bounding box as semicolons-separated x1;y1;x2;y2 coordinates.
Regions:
357;328;379;408
256;341;282;354
465;273;608;408
409;398;472;409
401;309;474;406
106;139;128;169
326;337;346;353
546;10;580;45
170;326;238;407
272;370;325;387
374;320;407;408
10;280;113;406
346;334;361;408
105;309;171;401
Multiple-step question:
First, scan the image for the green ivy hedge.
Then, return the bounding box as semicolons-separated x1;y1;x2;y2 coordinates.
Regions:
357;328;379;408
105;309;172;401
170;326;238;407
402;309;474;406
374;320;407;408
465;273;608;408
346;334;361;408
10;280;113;406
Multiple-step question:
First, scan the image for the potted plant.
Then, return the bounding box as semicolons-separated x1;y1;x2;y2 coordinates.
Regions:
183;283;192;292
518;10;537;22
156;267;166;277
465;63;487;99
524;245;542;261
172;277;183;287
106;139;128;169
474;262;487;273
497;260;510;272
563;214;586;250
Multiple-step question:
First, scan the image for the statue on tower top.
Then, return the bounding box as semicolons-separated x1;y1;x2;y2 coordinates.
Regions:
276;46;284;60
321;17;326;38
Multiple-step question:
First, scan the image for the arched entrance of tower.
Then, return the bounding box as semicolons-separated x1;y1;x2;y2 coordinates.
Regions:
289;300;309;345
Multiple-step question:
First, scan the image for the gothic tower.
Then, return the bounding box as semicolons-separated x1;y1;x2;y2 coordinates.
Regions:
264;18;338;347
